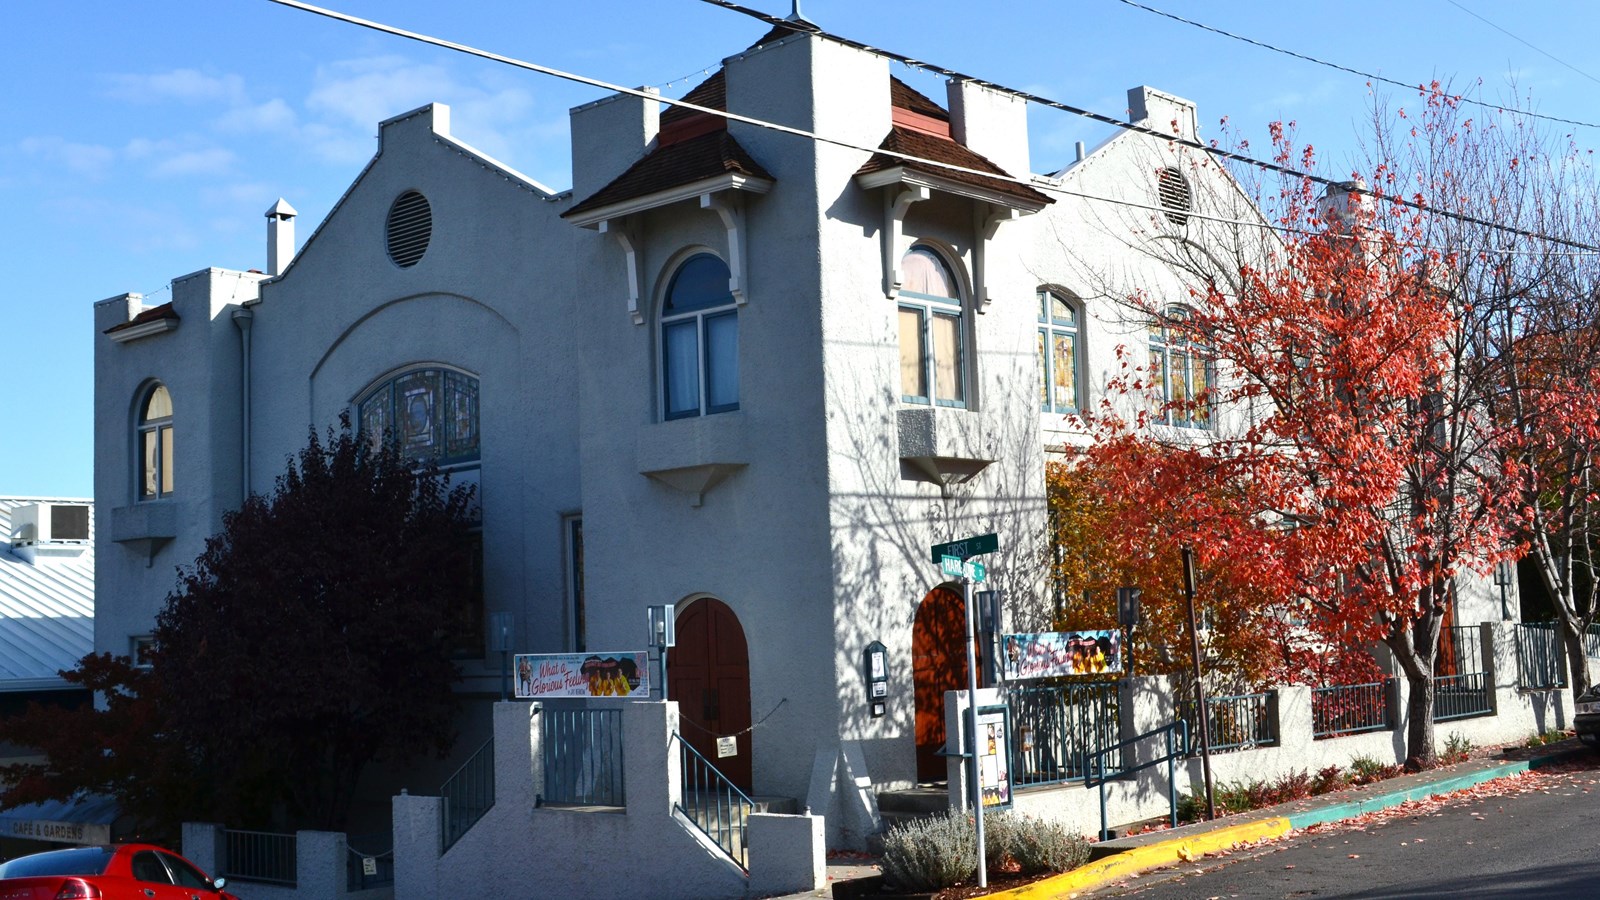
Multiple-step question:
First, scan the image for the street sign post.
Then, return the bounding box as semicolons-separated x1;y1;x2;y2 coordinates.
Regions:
930;532;999;563
931;533;1000;888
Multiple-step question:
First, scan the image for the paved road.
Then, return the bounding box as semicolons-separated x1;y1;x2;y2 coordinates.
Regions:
1092;756;1600;899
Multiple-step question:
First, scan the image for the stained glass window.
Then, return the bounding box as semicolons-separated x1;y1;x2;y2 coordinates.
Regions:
357;368;480;464
1038;289;1082;414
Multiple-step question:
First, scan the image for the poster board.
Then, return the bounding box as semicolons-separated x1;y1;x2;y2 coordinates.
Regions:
965;704;1013;811
1001;630;1122;680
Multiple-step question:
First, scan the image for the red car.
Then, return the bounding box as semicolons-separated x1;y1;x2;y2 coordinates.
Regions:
0;843;237;900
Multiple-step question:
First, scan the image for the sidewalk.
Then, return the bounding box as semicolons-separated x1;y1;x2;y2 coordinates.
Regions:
774;739;1592;899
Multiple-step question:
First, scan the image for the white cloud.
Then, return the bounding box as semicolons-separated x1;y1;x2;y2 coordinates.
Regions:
107;69;247;105
123;137;236;177
19;136;117;178
216;98;299;134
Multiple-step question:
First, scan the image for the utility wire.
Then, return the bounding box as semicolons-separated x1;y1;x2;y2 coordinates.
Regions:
265;0;1600;255
696;0;1600;253
1114;0;1600;131
1444;0;1600;88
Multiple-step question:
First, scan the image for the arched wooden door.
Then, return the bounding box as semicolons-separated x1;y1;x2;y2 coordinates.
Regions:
668;597;753;791
912;585;984;782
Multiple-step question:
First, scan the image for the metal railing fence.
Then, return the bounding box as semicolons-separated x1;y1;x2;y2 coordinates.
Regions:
1433;672;1494;721
1005;681;1120;788
1515;623;1566;690
440;738;494;852
344;831;394;892
672;733;753;872
222;828;297;887
1585;624;1600;658
1179;692;1277;754
1312;680;1390;738
541;704;625;807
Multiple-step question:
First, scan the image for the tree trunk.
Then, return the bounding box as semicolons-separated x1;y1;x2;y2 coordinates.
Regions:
1560;612;1593;698
1384;616;1440;770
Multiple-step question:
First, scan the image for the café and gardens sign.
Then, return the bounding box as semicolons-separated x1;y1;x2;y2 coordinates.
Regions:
3;817;110;845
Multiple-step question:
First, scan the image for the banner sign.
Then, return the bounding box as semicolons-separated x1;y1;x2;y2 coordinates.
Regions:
1001;630;1122;680
514;651;650;698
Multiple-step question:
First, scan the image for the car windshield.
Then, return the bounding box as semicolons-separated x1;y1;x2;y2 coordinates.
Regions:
0;847;115;878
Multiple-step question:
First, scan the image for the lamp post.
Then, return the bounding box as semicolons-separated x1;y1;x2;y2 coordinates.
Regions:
648;606;675;700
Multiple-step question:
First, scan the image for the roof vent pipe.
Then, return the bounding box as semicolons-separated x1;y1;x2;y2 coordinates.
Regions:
266;198;298;276
1075;141;1086;162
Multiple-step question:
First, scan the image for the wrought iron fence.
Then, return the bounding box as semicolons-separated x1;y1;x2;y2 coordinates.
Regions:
223;829;296;887
1179;692;1277;754
541;704;625;807
672;733;752;872
440;738;494;852
1515;623;1566;690
1005;681;1120;788
1433;672;1494;721
344;831;393;891
1585;624;1600;659
1312;680;1390;738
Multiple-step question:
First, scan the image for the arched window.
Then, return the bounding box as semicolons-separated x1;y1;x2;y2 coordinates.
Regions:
138;383;175;499
1038;289;1082;413
661;253;738;420
1149;306;1212;428
356;367;483;657
898;246;967;407
356;368;480;465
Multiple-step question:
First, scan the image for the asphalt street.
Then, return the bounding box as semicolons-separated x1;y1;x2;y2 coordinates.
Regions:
1091;755;1600;899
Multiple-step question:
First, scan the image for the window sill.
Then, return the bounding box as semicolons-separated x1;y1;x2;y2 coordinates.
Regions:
897;407;994;497
110;503;178;566
637;412;749;507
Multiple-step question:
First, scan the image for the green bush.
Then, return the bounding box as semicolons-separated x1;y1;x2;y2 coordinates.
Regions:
881;810;1091;889
880;810;976;892
1525;728;1569;748
1008;815;1091;874
1440;732;1473;765
1349;754;1402;784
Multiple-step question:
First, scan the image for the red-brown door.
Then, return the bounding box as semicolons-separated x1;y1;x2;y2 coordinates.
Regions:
912;585;983;782
668;597;753;791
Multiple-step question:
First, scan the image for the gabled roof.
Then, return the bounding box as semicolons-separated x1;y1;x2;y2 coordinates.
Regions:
855;126;1050;208
0;498;94;690
564;70;774;224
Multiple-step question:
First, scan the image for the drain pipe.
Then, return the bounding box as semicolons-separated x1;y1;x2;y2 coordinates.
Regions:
232;306;254;500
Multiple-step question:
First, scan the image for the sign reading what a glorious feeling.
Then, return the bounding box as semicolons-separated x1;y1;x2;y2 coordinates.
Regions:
514;651;651;699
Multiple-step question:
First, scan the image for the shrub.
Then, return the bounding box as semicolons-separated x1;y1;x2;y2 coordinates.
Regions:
1524;729;1567;748
1312;765;1347;794
1440;732;1473;765
880;810;976;892
982;812;1091;874
1349;754;1402;784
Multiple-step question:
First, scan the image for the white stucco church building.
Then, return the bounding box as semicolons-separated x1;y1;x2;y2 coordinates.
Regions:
92;20;1313;869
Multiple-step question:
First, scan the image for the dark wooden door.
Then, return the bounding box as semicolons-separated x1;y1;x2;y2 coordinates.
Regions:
668;597;753;791
913;586;983;782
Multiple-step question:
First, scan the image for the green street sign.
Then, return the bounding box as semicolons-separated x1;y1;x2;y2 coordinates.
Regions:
940;554;987;583
930;533;999;564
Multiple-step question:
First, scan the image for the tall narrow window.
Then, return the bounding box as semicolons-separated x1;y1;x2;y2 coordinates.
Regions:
565;515;586;652
138;383;175;499
898;246;966;408
661;254;739;420
1038;289;1082;413
1149;306;1212;428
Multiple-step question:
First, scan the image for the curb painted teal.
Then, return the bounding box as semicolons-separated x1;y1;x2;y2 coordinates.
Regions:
1284;748;1580;830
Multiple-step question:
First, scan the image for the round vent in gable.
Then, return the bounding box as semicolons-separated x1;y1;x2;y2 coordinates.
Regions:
386;190;432;268
1156;167;1192;226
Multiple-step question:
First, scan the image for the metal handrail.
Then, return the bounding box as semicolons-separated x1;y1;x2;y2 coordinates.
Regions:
671;733;754;872
1084;720;1187;842
440;738;494;852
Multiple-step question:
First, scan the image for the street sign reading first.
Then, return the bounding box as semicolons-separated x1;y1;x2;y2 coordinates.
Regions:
930;533;999;563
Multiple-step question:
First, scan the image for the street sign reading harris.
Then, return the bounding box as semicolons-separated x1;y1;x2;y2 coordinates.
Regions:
514;651;651;699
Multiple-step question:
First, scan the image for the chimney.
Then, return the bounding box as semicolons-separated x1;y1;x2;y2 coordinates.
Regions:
266;197;298;276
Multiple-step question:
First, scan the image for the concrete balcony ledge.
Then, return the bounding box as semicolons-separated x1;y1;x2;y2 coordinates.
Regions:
897;407;994;496
636;412;750;507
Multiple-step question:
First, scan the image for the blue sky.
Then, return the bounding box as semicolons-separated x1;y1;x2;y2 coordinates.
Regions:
4;0;1596;498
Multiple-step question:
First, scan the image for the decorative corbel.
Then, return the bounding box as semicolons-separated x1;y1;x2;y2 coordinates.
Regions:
598;219;644;325
973;205;1020;314
700;193;748;305
883;186;930;298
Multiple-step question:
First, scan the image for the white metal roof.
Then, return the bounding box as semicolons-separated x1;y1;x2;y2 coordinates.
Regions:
0;497;94;690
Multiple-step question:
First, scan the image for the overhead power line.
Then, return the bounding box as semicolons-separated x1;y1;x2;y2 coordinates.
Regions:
693;0;1600;254
1114;0;1600;131
265;0;1600;254
1444;0;1600;88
